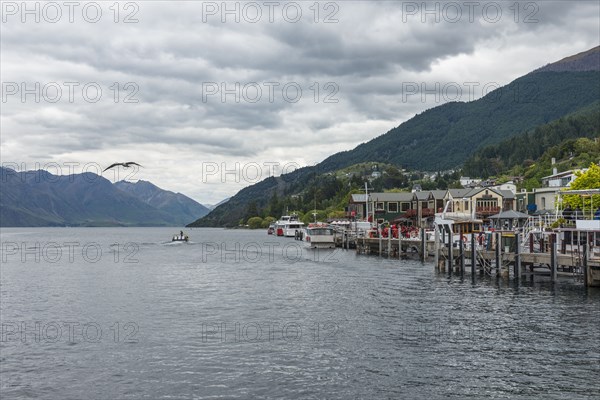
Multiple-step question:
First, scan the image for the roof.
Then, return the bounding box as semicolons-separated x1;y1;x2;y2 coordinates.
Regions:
350;192;413;203
429;190;447;199
446;189;472;198
489;210;531;219
371;192;414;202
541;169;584;180
559;189;600;196
350;194;367;202
497;189;515;199
413;191;431;200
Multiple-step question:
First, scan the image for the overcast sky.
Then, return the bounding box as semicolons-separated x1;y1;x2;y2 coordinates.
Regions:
1;1;599;205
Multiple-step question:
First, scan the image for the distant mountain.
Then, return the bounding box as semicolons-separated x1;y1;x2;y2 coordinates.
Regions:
534;46;600;73
114;180;209;225
189;46;600;227
0;168;201;227
206;197;230;210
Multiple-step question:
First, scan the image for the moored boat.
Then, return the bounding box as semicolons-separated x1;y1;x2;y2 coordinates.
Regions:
303;223;336;248
275;214;305;237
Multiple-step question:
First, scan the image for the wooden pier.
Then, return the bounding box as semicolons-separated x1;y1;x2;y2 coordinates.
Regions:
344;229;600;287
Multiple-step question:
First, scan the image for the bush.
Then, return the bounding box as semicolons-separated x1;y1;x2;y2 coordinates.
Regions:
247;216;263;229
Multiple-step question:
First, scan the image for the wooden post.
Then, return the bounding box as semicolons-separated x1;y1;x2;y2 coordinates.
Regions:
471;232;476;278
378;230;382;257
399;232;403;260
459;233;465;275
583;234;589;287
446;226;453;274
421;228;426;262
529;233;534;253
387;230;391;258
515;232;521;280
495;232;501;278
551;234;557;283
434;228;439;268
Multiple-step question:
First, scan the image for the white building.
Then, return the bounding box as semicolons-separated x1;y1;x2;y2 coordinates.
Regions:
541;169;586;188
460;176;481;187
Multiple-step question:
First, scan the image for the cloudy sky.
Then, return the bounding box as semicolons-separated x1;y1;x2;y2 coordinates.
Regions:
1;1;599;205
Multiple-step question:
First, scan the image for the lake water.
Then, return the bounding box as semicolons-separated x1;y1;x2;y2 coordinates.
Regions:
1;228;599;399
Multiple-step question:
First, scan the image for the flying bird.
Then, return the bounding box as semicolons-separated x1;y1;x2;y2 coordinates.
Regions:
103;162;143;172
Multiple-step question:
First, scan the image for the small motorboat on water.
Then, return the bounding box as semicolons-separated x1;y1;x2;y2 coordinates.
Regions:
172;231;189;242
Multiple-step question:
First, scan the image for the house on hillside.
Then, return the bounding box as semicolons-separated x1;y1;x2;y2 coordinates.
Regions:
542;169;586;188
459;176;481;188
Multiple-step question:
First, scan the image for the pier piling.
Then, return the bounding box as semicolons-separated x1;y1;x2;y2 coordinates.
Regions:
421;228;426;262
446;226;452;275
471;232;476;279
551;234;557;283
459;233;465;275
495;232;501;278
583;235;588;287
434;229;439;267
514;233;521;281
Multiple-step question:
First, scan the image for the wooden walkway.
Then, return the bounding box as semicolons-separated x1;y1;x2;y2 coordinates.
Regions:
350;231;600;287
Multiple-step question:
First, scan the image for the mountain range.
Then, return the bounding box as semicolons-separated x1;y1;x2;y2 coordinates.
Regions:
189;46;600;227
0;168;209;227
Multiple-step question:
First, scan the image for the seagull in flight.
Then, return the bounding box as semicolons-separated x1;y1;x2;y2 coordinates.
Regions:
103;162;143;172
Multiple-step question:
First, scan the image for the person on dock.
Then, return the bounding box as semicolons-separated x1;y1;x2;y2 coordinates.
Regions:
594;207;600;220
573;206;583;220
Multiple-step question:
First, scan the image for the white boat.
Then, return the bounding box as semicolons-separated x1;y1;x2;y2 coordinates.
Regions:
303;223;336;248
172;233;189;242
275;215;305;237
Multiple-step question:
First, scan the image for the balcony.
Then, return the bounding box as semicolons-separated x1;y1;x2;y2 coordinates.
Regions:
476;206;500;216
404;209;417;218
402;208;435;218
421;208;435;217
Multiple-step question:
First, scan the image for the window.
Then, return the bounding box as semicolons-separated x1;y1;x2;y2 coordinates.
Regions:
401;202;410;211
388;202;398;213
464;201;469;211
541;197;546;209
376;202;384;211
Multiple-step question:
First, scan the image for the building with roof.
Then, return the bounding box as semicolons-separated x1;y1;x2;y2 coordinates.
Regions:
348;187;516;227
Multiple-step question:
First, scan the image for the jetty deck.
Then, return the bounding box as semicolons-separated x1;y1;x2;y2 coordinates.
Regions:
343;230;600;287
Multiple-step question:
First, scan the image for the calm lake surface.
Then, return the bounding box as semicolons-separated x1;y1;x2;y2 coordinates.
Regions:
1;227;599;399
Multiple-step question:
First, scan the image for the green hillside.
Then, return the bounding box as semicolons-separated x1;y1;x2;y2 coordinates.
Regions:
190;48;600;227
463;102;600;178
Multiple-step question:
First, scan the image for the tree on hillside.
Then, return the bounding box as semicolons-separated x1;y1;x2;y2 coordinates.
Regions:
562;163;600;214
244;201;258;221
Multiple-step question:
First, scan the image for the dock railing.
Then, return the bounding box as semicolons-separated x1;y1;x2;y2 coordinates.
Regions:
521;214;559;249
